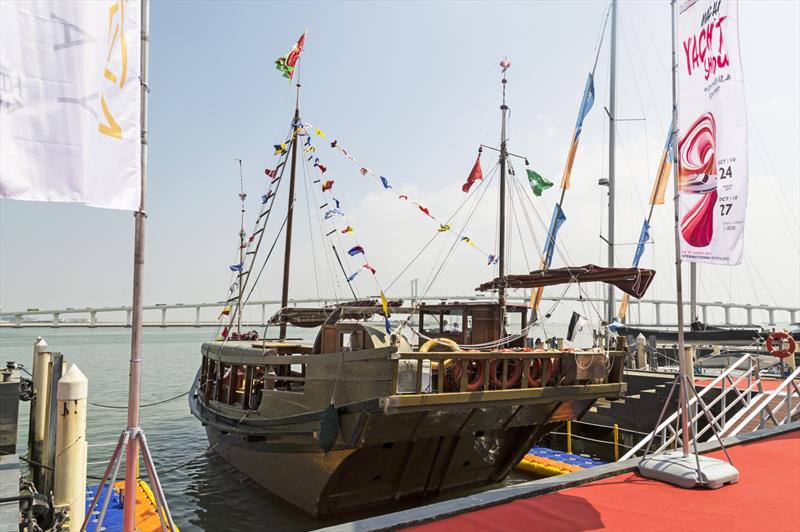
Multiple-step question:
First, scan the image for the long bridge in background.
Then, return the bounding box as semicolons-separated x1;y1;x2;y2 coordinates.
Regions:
1;294;797;329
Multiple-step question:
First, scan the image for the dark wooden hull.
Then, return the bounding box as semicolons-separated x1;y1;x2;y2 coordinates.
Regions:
190;379;607;516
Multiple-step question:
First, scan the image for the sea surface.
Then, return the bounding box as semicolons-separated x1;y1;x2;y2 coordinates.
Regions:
1;326;531;531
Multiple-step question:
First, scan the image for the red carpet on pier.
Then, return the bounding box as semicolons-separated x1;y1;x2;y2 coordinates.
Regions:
408;431;800;532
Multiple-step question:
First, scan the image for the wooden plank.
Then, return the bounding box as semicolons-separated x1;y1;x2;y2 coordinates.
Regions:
415;359;423;394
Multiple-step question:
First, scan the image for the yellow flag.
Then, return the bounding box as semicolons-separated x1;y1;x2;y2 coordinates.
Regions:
380;291;389;317
438;224;451;232
218;305;232;319
617;293;630;320
316;128;327;139
649;150;672;205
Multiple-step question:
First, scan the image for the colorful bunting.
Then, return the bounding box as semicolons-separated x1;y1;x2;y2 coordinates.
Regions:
322;180;334;192
399;195;408;200
360;167;369;176
438;224;451;232
527;169;553;197
330;140;338;148
313;158;327;173
649;123;675;206
304;146;316;153
315;128;327;139
341;226;353;234
261;194;269;204
487;254;497;265
415;203;432;217
384;316;392;335
333;198;341;209
275;32;306;80
218;306;232;319
324;208;343;219
632;219;651;267
380;176;392;189
461;236;476;247
264;168;277;179
274;143;288;155
346;271;359;282
362;262;376;274
348;245;365;256
380;291;389;317
229;262;244;272
462;153;484;193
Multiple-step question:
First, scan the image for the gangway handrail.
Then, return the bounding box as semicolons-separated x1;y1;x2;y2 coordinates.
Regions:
620;353;754;460
723;365;800;437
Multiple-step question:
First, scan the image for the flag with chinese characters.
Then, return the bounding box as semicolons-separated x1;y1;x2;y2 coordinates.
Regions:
0;0;142;210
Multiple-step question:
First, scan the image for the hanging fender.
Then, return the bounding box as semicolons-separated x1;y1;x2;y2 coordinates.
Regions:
766;331;796;359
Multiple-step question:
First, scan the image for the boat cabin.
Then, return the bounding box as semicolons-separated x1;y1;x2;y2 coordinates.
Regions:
417;301;528;348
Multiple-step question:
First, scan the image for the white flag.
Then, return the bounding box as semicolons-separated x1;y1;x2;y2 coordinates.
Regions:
0;0;141;210
677;0;748;265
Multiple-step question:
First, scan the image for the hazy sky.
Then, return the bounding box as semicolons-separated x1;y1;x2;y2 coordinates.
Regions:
1;0;798;325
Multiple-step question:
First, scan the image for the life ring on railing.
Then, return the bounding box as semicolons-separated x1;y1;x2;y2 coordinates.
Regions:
420;338;460;390
450;359;485;391
527;356;562;387
489;359;523;388
766;331;796;359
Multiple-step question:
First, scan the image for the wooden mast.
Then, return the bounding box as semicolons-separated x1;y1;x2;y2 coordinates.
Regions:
279;84;301;339
498;65;509;308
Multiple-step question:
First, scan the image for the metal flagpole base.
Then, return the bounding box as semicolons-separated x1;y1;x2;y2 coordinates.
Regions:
81;427;176;532
638;374;739;490
639;451;739;489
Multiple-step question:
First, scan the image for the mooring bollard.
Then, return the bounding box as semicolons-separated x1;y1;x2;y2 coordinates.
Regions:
54;364;88;532
30;337;52;491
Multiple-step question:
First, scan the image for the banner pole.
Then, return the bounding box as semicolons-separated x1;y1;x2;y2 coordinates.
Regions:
123;0;149;529
669;0;690;458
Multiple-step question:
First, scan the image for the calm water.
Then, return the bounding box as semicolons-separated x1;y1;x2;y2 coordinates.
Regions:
1;326;530;531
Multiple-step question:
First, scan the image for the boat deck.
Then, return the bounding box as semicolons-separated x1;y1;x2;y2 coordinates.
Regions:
407;430;800;532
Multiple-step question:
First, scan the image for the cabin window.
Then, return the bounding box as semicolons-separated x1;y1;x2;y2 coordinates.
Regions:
441;311;464;335
421;312;442;335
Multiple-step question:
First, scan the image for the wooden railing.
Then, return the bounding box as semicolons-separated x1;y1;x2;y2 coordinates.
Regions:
392;350;625;395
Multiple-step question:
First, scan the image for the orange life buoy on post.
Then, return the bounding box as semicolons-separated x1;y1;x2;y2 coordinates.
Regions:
489;359;523;389
450;359;485;391
766;331;796;359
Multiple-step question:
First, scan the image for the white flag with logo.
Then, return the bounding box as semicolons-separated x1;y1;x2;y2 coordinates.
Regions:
0;0;141;210
677;0;748;265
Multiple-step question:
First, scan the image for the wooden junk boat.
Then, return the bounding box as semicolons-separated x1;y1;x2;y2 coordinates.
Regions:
190;51;656;517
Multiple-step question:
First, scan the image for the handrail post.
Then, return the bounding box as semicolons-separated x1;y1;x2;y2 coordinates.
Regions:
566;420;572;454
613;423;619;461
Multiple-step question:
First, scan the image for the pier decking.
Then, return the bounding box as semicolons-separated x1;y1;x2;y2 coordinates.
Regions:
407;430;799;532
323;423;800;532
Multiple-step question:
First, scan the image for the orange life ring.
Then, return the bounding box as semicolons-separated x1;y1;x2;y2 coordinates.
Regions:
528;357;562;387
450;359;486;391
766;331;796;359
489;359;523;389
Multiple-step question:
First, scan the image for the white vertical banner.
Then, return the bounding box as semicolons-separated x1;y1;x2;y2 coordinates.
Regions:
677;0;748;265
0;0;141;210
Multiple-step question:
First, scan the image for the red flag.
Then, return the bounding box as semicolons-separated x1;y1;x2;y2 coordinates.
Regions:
399;195;408;200
462;154;483;193
322;180;334;192
362;263;376;274
360;168;369;175
316;163;327;173
415;203;433;217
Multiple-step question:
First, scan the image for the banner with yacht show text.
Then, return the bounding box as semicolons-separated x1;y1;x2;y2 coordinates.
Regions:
0;1;141;210
677;0;747;265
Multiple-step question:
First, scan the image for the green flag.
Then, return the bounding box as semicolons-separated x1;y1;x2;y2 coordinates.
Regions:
527;169;553;197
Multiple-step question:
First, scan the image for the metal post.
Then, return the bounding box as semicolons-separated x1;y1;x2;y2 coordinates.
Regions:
43;353;63;497
123;1;150;528
54;365;88;531
613;423;620;461
690;262;697;322
669;0;690;458
607;0;618;325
